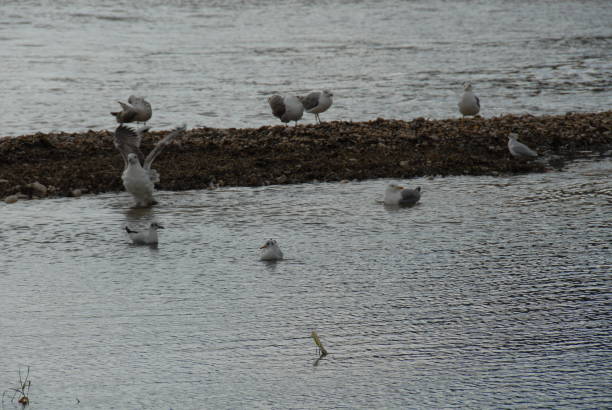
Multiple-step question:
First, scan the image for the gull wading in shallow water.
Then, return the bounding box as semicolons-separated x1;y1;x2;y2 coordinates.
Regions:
268;94;304;126
260;239;283;261
507;133;538;159
125;222;164;245
111;95;152;125
114;124;186;207
298;90;333;123
384;184;421;206
458;83;480;117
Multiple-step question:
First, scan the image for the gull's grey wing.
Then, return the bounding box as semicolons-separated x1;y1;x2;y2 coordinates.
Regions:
268;95;285;119
113;101;138;123
114;125;144;167
513;140;537;157
399;188;421;205
143;125;186;170
299;92;321;110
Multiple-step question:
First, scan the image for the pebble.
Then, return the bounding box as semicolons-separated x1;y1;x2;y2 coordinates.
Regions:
4;195;18;204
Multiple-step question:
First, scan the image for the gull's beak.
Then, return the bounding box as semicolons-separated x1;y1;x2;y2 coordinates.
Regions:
396;186;404;190
260;244;268;249
157;225;165;229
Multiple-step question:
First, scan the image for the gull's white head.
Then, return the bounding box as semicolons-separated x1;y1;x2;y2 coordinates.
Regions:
384;184;405;205
260;239;283;261
508;132;518;141
323;90;334;98
386;183;404;192
127;153;139;165
128;95;145;104
463;82;473;92
150;222;164;230
260;239;278;249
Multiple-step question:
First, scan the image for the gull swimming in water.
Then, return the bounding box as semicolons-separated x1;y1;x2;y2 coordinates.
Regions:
111;95;152;124
298;90;333;124
260;239;283;261
384;184;421;206
508;133;538;159
114;124;186;207
458;83;480;117
268;94;304;126
125;222;163;245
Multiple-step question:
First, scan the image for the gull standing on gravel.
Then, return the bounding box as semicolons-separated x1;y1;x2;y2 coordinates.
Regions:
384;184;421;206
298;90;333;124
260;239;283;261
125;222;164;245
114;124;186;207
268;94;304;126
458;83;480;117
111;95;152;125
507;133;538;159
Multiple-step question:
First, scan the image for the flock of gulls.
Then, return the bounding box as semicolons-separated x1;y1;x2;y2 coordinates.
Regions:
110;83;538;259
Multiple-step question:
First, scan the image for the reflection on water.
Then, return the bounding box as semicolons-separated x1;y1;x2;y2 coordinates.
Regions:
1;158;610;408
1;0;611;136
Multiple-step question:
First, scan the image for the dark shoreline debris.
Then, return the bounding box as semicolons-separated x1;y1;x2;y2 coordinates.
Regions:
1;112;610;203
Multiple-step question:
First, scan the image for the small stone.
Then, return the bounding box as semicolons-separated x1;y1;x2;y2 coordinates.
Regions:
340;179;349;184
4;195;18;204
399;160;410;168
71;189;82;197
0;179;8;184
28;181;48;196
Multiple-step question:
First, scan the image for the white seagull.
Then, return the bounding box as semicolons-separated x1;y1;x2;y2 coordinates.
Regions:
508;133;538;159
384;184;421;206
260;239;283;261
298;90;333;124
125;222;164;245
111;95;152;124
458;83;480;117
268;94;304;126
114;124;186;207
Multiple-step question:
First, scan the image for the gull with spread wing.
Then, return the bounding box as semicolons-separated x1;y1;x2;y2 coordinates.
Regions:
114;124;186;207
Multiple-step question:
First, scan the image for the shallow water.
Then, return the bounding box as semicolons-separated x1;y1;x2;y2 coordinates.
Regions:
1;158;611;408
1;0;611;136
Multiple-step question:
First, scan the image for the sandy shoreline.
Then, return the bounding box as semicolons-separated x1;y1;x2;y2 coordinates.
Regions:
1;112;611;202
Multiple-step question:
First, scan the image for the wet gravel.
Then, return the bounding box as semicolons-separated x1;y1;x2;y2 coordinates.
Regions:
1;112;610;202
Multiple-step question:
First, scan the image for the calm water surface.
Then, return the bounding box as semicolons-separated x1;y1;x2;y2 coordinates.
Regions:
1;158;611;408
1;0;611;136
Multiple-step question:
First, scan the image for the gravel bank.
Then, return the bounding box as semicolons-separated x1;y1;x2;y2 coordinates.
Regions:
1;112;610;202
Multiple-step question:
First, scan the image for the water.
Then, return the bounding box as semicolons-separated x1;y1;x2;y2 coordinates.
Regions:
1;0;611;137
1;158;611;408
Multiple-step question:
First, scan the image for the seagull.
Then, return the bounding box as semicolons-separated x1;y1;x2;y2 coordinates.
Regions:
125;222;164;245
384;184;421;206
458;83;480;117
508;133;538;159
114;124;186;207
111;95;152;125
298;90;333;123
260;239;283;261
268;94;304;126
